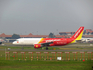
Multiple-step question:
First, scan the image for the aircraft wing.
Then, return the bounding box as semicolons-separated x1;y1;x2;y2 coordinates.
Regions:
40;41;53;46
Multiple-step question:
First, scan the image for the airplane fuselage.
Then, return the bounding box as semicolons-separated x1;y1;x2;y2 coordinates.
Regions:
13;38;75;46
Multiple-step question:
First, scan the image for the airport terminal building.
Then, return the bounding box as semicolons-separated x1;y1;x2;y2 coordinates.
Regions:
59;29;93;38
0;29;93;42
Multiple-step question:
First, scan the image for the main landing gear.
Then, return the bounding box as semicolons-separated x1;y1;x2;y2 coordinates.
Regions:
46;46;48;50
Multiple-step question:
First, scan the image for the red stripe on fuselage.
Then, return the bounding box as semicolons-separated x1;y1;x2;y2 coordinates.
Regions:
39;38;75;46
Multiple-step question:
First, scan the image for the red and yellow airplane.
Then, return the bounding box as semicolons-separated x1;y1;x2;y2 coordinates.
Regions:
13;26;84;50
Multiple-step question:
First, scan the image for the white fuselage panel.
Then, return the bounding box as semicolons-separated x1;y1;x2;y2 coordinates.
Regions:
13;38;42;45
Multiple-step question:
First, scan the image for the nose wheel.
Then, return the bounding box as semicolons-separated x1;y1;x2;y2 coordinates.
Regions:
46;46;48;50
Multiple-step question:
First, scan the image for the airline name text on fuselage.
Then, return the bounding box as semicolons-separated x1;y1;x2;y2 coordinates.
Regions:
45;39;61;42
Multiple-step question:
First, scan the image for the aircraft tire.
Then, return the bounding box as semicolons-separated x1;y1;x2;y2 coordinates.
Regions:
46;47;48;50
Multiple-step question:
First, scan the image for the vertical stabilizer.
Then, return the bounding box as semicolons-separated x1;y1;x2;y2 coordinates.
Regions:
71;26;84;40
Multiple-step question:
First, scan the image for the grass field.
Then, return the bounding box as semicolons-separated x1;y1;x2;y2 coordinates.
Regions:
0;60;93;70
0;43;93;70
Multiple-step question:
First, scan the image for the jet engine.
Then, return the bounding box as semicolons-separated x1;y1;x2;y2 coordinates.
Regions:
34;44;42;48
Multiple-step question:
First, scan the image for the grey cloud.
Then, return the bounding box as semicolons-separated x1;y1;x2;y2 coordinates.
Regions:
0;0;93;35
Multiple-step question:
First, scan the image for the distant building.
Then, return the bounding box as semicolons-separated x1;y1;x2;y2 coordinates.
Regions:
0;33;12;39
59;29;93;38
0;33;64;39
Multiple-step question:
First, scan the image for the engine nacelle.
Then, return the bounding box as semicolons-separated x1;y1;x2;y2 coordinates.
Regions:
34;44;41;48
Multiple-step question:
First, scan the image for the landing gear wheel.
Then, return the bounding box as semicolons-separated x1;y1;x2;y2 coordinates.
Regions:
46;47;48;50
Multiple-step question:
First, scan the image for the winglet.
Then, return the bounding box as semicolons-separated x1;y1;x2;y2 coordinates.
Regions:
71;26;84;40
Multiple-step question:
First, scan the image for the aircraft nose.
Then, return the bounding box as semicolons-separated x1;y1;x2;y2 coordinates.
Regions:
12;41;16;44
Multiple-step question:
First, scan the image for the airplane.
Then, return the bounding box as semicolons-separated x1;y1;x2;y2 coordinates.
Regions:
81;38;93;43
13;26;84;50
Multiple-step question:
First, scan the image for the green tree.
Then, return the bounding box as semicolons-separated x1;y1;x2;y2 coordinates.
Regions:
12;34;20;39
48;33;55;38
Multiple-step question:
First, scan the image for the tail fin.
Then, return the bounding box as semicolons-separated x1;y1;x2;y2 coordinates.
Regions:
71;26;84;40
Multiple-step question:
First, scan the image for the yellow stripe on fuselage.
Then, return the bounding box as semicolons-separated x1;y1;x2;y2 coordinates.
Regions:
38;38;45;44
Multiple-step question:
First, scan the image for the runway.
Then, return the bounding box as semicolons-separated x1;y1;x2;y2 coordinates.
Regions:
0;43;93;52
0;49;93;52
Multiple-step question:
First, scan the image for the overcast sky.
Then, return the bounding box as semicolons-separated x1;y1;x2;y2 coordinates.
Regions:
0;0;93;35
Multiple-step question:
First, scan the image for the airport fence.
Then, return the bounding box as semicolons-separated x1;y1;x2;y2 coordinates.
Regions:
0;51;93;61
